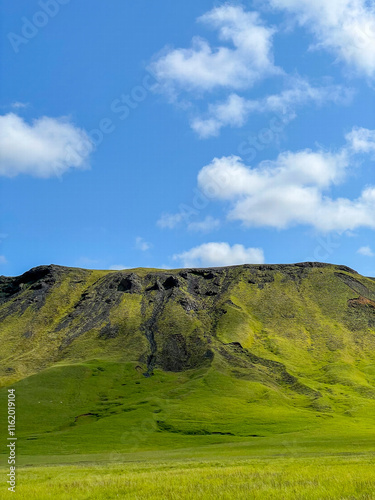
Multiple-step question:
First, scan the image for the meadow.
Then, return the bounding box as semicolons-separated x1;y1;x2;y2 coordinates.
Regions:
3;441;375;499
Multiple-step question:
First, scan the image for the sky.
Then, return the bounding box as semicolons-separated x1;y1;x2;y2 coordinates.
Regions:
1;0;375;276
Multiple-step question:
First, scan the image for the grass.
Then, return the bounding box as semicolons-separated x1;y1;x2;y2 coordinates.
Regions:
1;359;375;498
3;451;375;499
1;358;375;457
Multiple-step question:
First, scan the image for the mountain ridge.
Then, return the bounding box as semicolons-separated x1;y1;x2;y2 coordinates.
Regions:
0;261;373;381
0;260;360;279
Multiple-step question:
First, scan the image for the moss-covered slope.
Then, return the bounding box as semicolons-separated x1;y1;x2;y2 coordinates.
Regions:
1;262;375;456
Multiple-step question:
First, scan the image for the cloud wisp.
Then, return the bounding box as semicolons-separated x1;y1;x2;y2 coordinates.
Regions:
357;246;374;257
192;78;354;138
135;237;152;251
187;216;221;233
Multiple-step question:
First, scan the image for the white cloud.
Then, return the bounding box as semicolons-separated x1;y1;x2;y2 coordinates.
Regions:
188;216;221;233
0;113;93;178
135;237;152;251
197;129;375;232
192;94;250;138
173;242;265;268
192;78;353;138
151;5;355;137
150;5;280;95
109;264;129;270
357;246;374;257
0;255;7;265
346;126;375;154
267;0;375;78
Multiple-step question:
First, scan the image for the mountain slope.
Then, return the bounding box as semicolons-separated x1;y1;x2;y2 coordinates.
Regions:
1;262;375;457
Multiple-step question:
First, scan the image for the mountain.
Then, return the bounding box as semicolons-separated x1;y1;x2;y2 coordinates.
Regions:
1;262;375;457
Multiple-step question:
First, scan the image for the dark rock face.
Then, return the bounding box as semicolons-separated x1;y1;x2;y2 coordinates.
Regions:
117;274;142;293
159;334;189;371
335;272;375;300
99;322;120;339
163;276;180;290
0;265;65;318
0;265;53;304
138;271;221;375
117;277;133;292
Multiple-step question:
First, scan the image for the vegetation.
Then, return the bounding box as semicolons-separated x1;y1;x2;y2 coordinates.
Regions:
3;452;375;499
1;262;375;497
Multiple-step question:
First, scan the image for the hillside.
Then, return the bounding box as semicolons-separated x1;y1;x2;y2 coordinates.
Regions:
1;262;375;459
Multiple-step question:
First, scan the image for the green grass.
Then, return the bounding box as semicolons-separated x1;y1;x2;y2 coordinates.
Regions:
1;359;375;499
1;359;374;458
3;451;375;499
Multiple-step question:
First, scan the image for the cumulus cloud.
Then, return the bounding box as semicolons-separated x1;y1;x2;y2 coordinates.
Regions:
150;5;280;95
357;246;374;257
192;78;353;138
173;242;265;268
109;264;129;270
197;128;375;232
0;255;7;265
187;216;221;233
150;5;355;137
267;0;375;78
0;113;93;178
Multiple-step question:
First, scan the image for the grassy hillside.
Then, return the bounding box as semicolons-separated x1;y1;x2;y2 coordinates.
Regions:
1;262;375;463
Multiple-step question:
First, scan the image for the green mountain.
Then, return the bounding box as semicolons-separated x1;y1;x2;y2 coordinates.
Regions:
1;262;375;459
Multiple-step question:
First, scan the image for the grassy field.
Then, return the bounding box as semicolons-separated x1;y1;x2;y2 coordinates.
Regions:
2;447;375;499
1;358;375;498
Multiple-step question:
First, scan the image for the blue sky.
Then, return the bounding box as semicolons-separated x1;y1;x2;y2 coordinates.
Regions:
1;0;375;276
